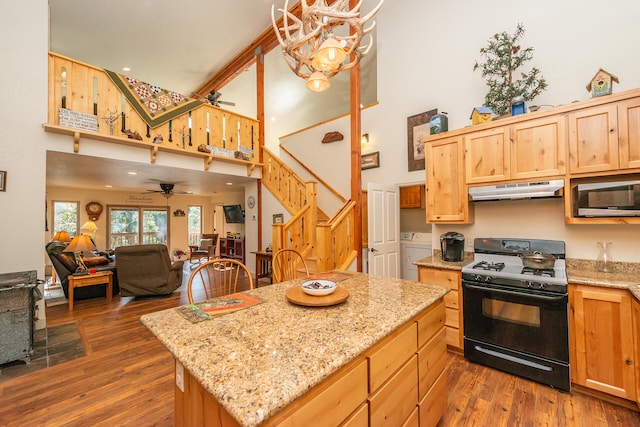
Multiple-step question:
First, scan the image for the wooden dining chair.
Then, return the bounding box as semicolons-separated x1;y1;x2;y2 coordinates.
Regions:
187;258;254;304
272;249;309;283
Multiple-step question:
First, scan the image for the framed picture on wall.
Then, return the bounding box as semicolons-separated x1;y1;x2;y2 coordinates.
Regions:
361;151;380;170
0;171;6;192
273;213;284;224
407;109;437;171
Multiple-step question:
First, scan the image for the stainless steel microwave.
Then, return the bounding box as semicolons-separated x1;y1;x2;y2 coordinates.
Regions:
576;179;640;217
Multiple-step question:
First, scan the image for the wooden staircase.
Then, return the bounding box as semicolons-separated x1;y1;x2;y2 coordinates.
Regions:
262;148;358;276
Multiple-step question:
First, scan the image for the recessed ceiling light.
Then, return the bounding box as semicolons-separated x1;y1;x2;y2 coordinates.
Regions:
122;67;131;72
105;185;112;188
226;182;233;186
127;171;137;175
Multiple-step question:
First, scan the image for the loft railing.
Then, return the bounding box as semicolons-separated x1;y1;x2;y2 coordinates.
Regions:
46;52;261;171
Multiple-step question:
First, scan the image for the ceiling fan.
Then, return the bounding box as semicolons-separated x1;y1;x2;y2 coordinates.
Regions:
193;90;236;107
145;183;192;199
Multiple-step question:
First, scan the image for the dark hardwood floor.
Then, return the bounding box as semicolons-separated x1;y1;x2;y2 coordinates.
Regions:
1;266;638;426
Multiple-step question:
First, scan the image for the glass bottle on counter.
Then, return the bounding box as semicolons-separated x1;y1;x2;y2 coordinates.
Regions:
596;241;613;273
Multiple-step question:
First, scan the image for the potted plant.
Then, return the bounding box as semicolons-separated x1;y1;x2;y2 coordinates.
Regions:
473;23;548;116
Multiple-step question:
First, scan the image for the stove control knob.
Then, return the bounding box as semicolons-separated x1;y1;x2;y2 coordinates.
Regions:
539;283;546;289
526;281;533;288
474;274;483;281
484;276;493;282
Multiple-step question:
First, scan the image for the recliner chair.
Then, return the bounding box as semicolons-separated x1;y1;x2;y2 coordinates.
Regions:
45;240;119;300
115;244;184;297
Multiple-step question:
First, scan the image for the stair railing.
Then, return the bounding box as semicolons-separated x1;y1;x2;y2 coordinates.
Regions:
316;200;358;272
262;147;309;215
263;146;357;274
272;182;317;258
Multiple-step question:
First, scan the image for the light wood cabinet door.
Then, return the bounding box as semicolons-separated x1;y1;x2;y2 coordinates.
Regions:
568;104;619;173
400;185;423;209
570;284;636;401
633;297;640;409
426;136;471;223
618;97;640;170
464;127;510;183
510;116;567;179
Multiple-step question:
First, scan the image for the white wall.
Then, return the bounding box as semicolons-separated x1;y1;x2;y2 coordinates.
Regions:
365;0;640;188
0;3;49;328
369;0;640;261
275;0;640;262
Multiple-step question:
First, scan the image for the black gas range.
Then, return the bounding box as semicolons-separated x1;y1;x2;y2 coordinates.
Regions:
461;238;567;294
461;238;570;391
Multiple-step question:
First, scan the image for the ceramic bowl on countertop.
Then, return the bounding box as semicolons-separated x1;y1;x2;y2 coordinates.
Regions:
301;279;337;296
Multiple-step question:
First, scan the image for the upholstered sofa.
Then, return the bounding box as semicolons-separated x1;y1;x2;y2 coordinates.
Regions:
114;244;183;297
45;240;120;300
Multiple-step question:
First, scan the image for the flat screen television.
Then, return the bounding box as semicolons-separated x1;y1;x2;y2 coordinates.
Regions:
223;204;244;223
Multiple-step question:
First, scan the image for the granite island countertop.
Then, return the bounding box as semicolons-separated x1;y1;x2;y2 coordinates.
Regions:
141;272;449;427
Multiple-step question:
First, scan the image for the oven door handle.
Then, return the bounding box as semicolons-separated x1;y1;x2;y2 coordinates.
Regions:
463;283;567;302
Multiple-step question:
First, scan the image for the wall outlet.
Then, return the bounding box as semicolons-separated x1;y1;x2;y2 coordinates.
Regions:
175;360;184;392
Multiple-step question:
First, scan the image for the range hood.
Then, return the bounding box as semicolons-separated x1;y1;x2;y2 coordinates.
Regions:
468;179;564;201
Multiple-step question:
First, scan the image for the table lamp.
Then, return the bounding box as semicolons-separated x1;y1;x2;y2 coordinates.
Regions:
51;231;72;242
63;235;97;274
80;220;98;237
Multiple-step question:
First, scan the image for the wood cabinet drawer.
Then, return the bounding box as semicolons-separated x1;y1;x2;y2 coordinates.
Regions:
418;267;460;290
341;402;368;427
369;355;419;427
416;300;445;348
369;322;417;392
418;370;448;427
443;290;458;309
277;359;368;427
445;326;460;348
445;307;459;328
402;406;419;427
418;328;447;401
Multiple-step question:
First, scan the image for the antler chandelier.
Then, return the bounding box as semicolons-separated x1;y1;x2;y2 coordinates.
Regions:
271;0;384;92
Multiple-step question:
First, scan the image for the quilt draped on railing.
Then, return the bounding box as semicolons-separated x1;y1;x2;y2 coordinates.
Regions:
104;69;202;128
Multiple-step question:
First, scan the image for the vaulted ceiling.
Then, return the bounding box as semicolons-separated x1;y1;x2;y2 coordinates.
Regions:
47;1;376;196
48;0;278;195
49;0;276;95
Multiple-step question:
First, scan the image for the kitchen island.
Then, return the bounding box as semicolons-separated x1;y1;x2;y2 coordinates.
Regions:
141;272;449;426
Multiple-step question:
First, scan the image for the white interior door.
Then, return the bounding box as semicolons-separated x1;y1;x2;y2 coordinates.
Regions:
367;183;400;278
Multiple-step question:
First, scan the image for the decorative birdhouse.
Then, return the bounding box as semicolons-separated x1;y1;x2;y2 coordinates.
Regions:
586;68;619;98
470;107;493;125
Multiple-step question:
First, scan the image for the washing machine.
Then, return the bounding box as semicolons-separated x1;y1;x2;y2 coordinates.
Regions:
400;232;433;281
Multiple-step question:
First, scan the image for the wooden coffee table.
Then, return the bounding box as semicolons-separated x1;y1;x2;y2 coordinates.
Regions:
67;270;113;310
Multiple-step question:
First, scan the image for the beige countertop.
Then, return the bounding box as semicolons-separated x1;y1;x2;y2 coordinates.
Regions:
413;251;475;270
566;259;640;300
414;254;640;301
141;272;449;427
